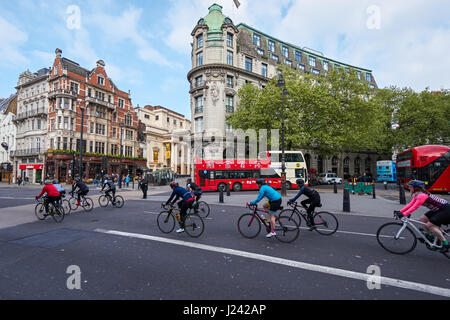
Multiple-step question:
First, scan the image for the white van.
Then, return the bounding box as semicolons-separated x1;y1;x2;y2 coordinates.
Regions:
318;172;342;184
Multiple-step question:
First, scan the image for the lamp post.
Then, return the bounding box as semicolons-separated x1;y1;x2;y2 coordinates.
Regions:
119;121;124;189
78;99;84;180
277;71;288;196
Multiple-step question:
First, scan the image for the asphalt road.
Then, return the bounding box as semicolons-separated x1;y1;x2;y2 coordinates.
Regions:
0;186;449;302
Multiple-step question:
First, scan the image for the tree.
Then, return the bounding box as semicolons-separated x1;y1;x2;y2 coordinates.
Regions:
227;66;392;156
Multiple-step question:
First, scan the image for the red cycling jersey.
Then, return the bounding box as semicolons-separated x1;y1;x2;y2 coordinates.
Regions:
37;184;61;199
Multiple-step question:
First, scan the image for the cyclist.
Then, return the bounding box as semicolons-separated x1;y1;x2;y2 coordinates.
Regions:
396;180;450;252
101;174;117;202
186;178;202;202
164;181;196;233
247;178;282;238
36;179;61;215
53;179;66;197
71;176;89;206
287;178;321;230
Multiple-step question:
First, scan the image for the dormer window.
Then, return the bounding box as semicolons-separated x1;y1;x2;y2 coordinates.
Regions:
98;76;105;86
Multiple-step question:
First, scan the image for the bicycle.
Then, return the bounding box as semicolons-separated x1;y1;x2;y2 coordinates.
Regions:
157;202;205;237
237;203;299;243
279;201;339;235
376;212;450;259
35;197;65;223
68;192;94;212
57;192;71;215
192;199;210;218
98;191;124;208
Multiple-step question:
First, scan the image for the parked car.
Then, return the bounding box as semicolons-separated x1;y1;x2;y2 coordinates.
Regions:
318;172;342;184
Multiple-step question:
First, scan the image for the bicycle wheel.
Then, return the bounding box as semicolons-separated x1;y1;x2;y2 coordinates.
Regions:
184;213;205;238
35;203;46;220
376;222;417;254
196;201;210;218
82;197;94;212
113;195;124;208
237;214;261;239
69;197;78;211
313;211;339;235
62;200;71;215
98;195;109;207
279;209;302;228
157;211;176;234
275;216;300;243
50;204;64;223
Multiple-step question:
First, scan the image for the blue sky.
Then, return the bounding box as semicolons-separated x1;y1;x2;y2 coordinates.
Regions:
1;0;449;120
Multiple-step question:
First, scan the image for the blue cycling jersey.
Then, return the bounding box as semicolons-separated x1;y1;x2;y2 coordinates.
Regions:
250;185;282;205
167;186;195;203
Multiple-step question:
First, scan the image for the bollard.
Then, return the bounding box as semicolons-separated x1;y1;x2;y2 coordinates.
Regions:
399;184;406;205
343;188;350;212
333;181;337;194
226;183;231;196
219;187;224;203
384;181;387;190
372;182;376;199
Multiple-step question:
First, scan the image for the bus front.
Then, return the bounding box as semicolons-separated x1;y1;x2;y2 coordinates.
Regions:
268;151;308;189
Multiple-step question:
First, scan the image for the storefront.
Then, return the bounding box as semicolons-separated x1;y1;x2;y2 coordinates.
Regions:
18;164;44;184
0;162;13;182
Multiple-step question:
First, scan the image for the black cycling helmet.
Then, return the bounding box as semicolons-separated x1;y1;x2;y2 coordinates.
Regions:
186;178;192;184
296;179;305;187
255;178;266;185
74;177;80;182
407;180;425;189
170;181;179;189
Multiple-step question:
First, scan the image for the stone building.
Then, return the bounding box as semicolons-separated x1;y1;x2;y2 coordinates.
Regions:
135;105;191;175
187;4;388;179
44;49;146;182
0;94;17;182
12;68;50;184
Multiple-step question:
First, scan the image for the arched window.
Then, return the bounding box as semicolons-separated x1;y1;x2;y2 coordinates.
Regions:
354;157;361;176
365;157;372;174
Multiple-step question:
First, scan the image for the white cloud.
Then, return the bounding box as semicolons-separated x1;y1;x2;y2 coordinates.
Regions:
0;17;29;67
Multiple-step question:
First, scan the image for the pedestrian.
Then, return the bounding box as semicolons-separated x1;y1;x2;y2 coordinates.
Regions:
125;175;130;187
17;176;22;187
140;175;148;199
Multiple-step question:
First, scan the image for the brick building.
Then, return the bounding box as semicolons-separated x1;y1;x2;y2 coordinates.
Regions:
45;49;145;182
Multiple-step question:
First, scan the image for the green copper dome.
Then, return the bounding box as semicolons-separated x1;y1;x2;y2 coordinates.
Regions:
204;4;226;40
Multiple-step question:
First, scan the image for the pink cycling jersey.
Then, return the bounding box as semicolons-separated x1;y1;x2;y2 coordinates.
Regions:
400;192;448;216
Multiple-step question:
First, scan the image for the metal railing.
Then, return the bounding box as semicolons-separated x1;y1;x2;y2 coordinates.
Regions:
48;89;77;99
10;148;46;157
13;107;47;121
86;96;116;110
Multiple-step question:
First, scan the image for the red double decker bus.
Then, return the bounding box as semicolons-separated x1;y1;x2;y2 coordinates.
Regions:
194;151;308;192
396;145;450;192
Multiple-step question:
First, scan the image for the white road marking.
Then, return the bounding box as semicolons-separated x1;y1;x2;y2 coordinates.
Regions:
0;197;34;199
94;228;450;298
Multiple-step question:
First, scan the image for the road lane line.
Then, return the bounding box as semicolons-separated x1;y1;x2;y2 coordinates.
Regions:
94;228;450;298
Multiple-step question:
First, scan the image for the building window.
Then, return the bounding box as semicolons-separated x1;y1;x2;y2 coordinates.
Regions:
285;59;292;67
118;99;124;108
261;63;267;77
309;56;316;67
113;127;116;137
312;69;320;75
323;61;329;71
155;115;159;121
295;51;301;62
197;34;203;48
195;75;203;87
227;33;233;47
227;75;233;88
144;114;150;119
227;50;233;65
253;34;261;47
268;40;275;52
357;71;361;79
167;117;170;123
272;54;279;62
113;112;117;122
195;96;203;113
257;48;264;56
70;82;79;93
196;51;203;66
245;57;252;72
97;76;104;86
366;73;372;82
282;46;289;58
298;64;305;71
226;95;234;113
153;150;159;163
195;117;203;133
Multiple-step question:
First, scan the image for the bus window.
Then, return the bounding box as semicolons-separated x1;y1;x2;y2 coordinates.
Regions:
198;170;209;179
260;168;279;178
295;168;305;178
251;170;260;178
285;154;304;162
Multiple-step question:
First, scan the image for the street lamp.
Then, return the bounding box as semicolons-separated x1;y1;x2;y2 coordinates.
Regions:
277;71;288;196
119;121;124;188
78;99;84;180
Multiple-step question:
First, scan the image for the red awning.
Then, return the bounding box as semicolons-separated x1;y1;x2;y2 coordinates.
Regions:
19;164;44;170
